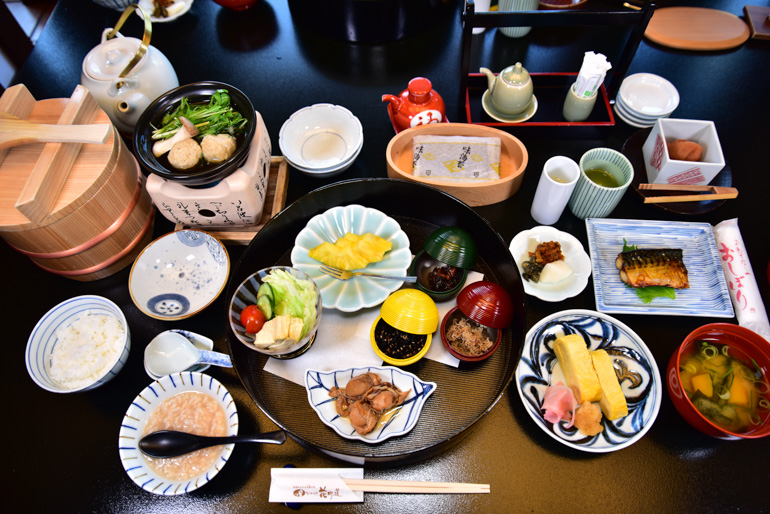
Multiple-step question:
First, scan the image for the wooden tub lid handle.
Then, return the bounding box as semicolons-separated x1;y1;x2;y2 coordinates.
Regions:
14;86;109;224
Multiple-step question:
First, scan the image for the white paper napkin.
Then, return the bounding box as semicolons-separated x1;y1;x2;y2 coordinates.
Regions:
269;468;364;503
712;219;770;340
263;272;484;385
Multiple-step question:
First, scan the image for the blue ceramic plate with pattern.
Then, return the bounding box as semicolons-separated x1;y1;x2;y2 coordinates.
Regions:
585;218;733;317
291;205;412;312
118;372;239;495
516;309;661;453
305;366;436;444
129;229;230;321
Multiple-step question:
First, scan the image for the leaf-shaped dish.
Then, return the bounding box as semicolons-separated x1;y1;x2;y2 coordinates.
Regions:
291;204;412;312
305;366;436;444
515;309;661;453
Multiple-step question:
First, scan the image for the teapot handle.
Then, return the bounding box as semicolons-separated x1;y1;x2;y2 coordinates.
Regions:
104;4;153;84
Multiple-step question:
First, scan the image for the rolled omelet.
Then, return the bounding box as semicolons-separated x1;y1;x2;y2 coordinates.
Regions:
553;334;601;403
590;349;628;420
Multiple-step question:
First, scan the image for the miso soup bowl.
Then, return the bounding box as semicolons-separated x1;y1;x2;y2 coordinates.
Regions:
666;323;770;440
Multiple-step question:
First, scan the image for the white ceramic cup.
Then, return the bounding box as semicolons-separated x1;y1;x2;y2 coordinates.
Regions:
530;156;580;225
498;0;539;38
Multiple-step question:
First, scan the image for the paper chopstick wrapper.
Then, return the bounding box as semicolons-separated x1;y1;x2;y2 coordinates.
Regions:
412;135;501;182
574;51;612;99
712;218;770;341
270;468;364;503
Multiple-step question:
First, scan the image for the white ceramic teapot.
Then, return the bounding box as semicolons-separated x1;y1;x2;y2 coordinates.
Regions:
80;5;178;134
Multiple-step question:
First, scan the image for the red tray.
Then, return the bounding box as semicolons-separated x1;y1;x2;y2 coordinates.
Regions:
465;72;615;137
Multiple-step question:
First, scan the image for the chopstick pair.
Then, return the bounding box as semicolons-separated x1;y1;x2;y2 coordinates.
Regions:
342;478;490;494
639;183;738;203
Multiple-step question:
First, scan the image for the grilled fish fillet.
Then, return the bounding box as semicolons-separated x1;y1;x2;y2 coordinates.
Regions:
615;249;689;289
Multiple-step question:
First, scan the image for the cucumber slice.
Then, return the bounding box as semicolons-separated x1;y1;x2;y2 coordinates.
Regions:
257;294;274;320
257;282;274;302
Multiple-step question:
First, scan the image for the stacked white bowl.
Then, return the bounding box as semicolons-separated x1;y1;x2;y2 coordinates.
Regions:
614;73;679;128
279;104;364;178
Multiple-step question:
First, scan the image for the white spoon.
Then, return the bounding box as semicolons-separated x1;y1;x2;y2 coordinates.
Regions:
145;331;232;376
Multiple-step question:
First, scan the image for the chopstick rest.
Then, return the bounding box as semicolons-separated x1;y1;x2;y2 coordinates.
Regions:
269;468;490;503
639;183;738;203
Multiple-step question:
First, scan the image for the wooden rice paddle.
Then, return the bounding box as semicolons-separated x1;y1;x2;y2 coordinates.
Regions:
0;112;111;149
1;86;113;223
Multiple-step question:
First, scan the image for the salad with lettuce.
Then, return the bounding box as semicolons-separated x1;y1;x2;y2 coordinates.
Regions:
251;269;318;352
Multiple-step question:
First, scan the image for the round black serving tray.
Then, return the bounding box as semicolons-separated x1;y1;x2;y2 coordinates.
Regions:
225;178;526;464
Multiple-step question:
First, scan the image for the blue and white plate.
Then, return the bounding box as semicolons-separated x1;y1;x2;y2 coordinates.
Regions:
305;366;436;444
585;218;734;317
291;205;412;312
118;372;238;495
515;309;661;453
129;230;230;321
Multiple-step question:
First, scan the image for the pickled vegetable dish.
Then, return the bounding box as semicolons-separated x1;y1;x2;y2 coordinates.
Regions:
680;341;770;434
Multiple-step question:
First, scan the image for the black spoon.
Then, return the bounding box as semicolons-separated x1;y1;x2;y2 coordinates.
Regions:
139;430;287;458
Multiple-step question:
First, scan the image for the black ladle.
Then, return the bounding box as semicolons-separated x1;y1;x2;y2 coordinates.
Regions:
139;430;287;458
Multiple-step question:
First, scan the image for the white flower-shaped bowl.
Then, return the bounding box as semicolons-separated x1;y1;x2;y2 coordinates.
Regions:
129;230;230;321
305;366;436;444
509;226;592;302
25;295;130;393
118;372;239;495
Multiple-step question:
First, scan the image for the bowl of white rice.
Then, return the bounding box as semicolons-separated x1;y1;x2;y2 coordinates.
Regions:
25;295;130;393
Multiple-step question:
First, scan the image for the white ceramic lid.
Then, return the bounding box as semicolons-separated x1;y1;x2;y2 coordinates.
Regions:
83;37;146;81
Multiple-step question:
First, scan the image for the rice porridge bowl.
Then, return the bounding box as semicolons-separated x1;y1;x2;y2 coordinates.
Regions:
143;391;228;481
50;311;126;390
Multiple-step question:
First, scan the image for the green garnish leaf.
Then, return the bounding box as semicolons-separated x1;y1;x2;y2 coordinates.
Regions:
151;89;247;141
633;286;676;304
622;238;637;252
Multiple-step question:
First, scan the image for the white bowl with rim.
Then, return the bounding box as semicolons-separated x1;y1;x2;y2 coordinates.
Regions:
618;73;680;118
129;229;230;321
279;104;363;170
118;372;239;495
284;137;363;177
25;295;130;393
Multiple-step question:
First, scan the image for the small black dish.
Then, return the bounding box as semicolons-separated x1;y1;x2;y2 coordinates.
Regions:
133;81;256;187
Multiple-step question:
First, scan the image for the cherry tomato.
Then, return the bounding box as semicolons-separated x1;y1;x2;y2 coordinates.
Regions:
240;304;266;334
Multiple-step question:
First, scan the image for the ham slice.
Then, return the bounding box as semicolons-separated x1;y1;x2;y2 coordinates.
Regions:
542;382;576;428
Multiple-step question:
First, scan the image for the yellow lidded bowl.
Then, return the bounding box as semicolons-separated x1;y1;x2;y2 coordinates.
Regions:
370;289;438;366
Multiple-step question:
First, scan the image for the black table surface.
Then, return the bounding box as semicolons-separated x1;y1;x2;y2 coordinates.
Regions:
6;0;770;512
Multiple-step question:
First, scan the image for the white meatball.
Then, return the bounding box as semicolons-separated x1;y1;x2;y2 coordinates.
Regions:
201;134;237;164
167;138;202;170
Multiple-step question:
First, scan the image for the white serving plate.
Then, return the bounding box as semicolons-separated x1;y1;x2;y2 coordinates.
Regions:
585;218;734;317
118;372;238;495
618;73;680;117
291;204;412;312
508;226;592;302
515;309;662;453
305;366;436;444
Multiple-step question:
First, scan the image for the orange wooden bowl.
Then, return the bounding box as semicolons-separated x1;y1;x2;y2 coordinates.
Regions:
385;123;528;207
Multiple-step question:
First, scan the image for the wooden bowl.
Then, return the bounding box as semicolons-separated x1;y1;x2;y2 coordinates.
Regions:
385;123;528;207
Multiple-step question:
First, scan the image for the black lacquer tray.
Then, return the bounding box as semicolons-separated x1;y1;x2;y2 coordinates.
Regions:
225;179;526;464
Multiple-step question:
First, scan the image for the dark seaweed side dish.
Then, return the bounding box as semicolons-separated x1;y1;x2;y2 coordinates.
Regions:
375;319;427;359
